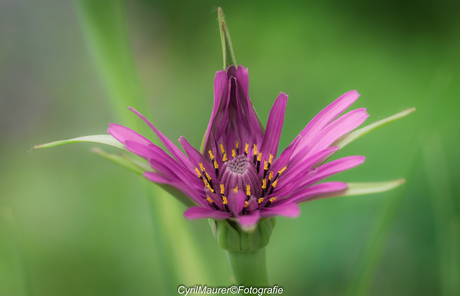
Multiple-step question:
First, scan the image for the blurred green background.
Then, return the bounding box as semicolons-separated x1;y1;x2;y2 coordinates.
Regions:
1;0;459;295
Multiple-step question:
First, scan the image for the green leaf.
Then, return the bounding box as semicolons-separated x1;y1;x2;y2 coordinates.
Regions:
218;7;237;69
333;108;416;149
91;147;147;175
300;179;406;205
34;135;124;150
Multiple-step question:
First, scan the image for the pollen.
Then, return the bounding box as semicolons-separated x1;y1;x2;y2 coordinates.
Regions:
222;153;228;162
213;161;219;169
205;172;211;181
258;198;264;204
269;197;277;202
246;184;251;196
208;150;215;160
268;154;274;164
236;141;239;149
219;143;225;154
253;144;258;155
199;162;205;172
257;152;263;162
222;196;228;205
220;184;225;195
206;196;213;203
244;142;249;155
233;185;238;193
269;171;274;181
244;201;249;208
272;179;278;188
264;160;268;171
232;149;236;158
194;167;202;178
262;179;267;189
278;166;287;175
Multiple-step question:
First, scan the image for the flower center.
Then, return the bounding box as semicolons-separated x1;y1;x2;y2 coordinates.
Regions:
220;154;261;197
227;154;250;174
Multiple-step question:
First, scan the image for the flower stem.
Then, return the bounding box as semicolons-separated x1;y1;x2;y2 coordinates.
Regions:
226;248;270;287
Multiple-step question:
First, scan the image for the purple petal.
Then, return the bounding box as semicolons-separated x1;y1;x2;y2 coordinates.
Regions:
260;203;300;218
227;190;246;214
128;107;194;171
303;108;369;159
179;136;216;180
237;210;261;230
292;90;360;156
260;92;288;160
276;182;348;205
205;70;229;145
107;123;152;146
184;206;231;220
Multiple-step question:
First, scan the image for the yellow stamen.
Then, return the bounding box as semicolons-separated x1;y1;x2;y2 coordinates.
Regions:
269;171;274;181
206;196;213;203
262;179;267;189
233;185;238;193
222;196;228;205
253;144;258;156
220;143;225;154
244;201;249;208
257;152;263;162
208;150;215;160
222;153;228;162
194;167;202;178
246;184;251;196
205;172;211;181
268;154;274;164
258;198;264;204
244;143;249;154
199;162;205;172
236;141;239;149
220;184;225;195
269;197;277;202
232;149;236;158
264;160;268;171
213;160;219;169
278;166;287;175
272;179;278;188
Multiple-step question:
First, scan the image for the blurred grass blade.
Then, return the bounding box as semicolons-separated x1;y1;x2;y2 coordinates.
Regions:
333;108;416;149
218;7;236;69
1;207;32;296
34;135;124;150
421;131;460;295
301;179;405;205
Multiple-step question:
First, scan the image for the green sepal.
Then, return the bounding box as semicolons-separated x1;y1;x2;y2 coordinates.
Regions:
218;7;237;70
209;218;276;252
34;135;124;150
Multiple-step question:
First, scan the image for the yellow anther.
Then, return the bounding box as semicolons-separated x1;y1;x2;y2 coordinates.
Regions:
232;149;236;158
262;179;267;189
204;179;214;192
244;201;249;208
222;196;228;205
195;167;202;178
269;171;274;181
269;197;277;202
236;141;239;149
244;143;249;154
222;153;228;162
264;160;268;170
253;144;258;155
208;150;215;160
246;184;251;196
258;198;264;204
257;152;263;162
272;179;278;188
268;154;274;164
278;166;287;175
205;172;211;181
199;162;205;172
213;160;219;169
220;184;225;195
233;186;238;193
206;196;213;203
220;143;225;154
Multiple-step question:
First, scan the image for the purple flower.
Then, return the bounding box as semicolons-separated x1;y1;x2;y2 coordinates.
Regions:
107;65;369;230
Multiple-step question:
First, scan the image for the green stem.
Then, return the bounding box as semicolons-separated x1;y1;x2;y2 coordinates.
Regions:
226;248;269;287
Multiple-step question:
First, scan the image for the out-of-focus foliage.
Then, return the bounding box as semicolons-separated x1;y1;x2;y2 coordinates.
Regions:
0;0;459;295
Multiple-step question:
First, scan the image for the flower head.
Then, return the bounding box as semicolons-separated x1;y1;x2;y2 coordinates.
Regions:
108;64;368;231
